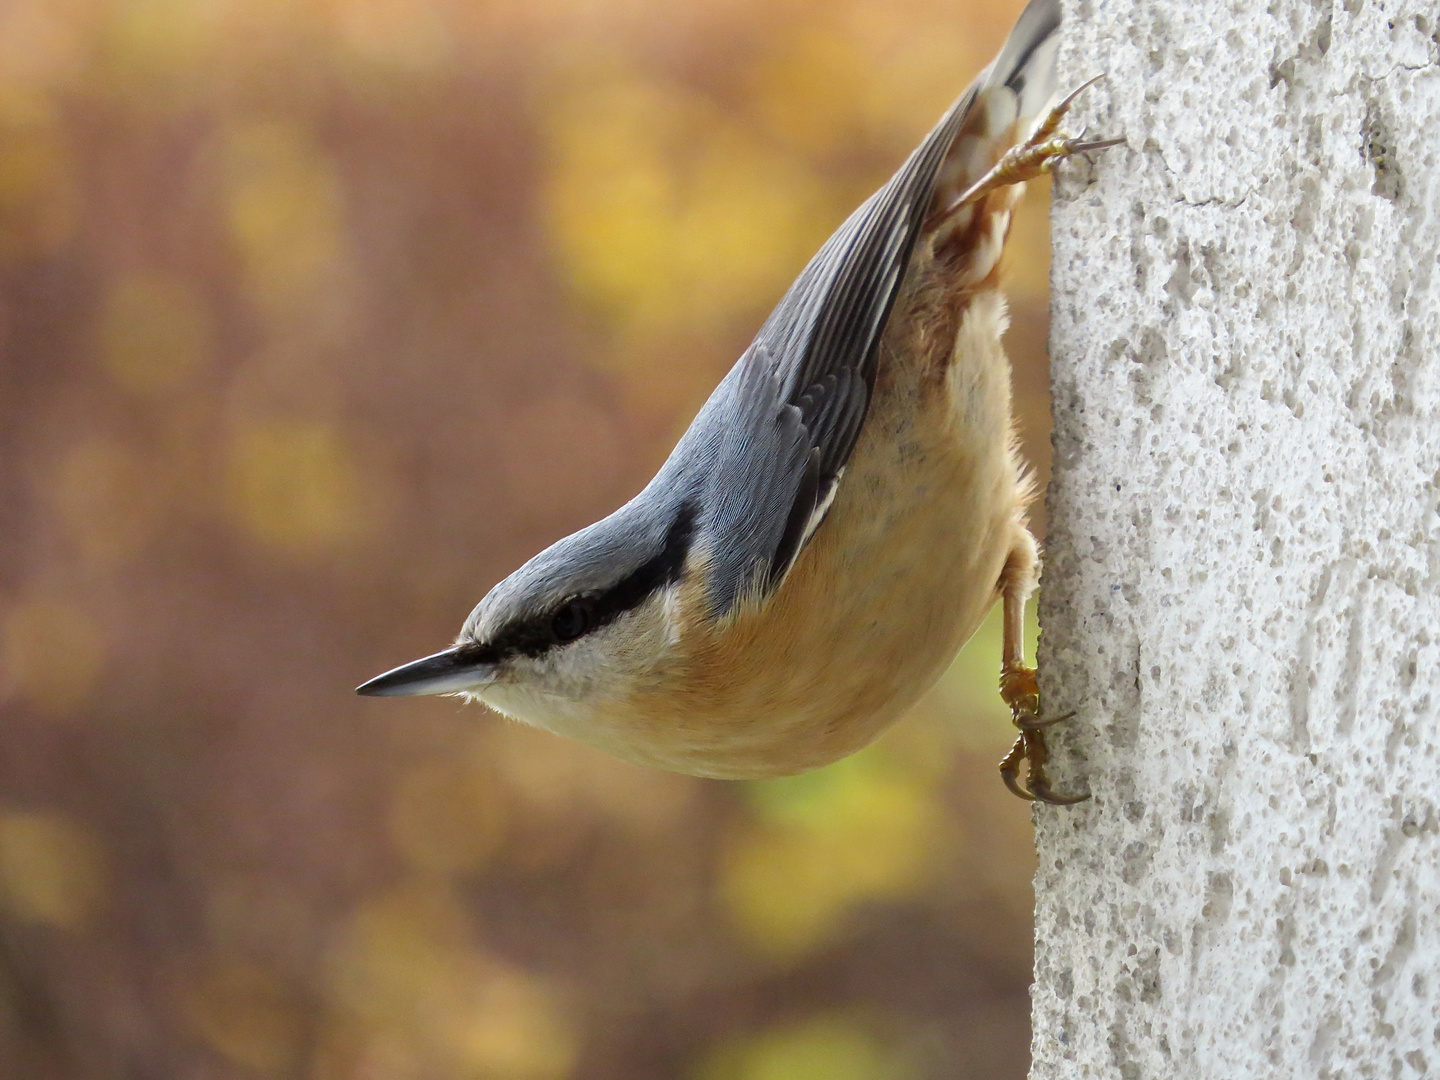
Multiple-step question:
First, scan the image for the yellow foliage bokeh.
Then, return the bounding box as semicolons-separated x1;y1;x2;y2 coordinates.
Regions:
98;271;213;397
0;85;80;260
226;419;364;553
0;810;107;931
722;750;941;958
542;71;837;348
696;1013;911;1080
219;119;348;319
183;957;305;1075
326;883;576;1079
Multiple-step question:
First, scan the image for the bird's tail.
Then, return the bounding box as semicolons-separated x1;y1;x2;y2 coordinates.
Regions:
924;0;1064;283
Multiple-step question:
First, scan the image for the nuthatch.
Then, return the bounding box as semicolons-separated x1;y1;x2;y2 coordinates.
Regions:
358;0;1117;804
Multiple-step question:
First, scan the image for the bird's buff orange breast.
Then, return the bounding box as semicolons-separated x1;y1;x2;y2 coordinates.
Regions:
595;286;1031;779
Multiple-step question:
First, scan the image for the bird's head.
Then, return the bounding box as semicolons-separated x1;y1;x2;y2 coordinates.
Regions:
356;501;700;734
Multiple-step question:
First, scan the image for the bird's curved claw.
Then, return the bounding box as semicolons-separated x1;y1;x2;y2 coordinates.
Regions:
998;726;1090;805
1016;709;1076;731
942;73;1124;211
998;667;1090;805
1001;750;1037;802
1025;769;1092;806
1064;136;1126;156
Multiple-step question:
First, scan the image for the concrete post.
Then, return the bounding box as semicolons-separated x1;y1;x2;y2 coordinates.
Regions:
1032;0;1440;1075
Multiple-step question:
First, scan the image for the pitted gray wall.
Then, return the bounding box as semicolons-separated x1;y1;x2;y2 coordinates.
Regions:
1034;0;1440;1076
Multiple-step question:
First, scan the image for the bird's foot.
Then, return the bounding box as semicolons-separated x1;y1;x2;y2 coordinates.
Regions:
944;75;1123;214
998;666;1089;805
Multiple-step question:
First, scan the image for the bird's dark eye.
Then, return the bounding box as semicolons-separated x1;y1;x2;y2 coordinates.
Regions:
551;599;592;643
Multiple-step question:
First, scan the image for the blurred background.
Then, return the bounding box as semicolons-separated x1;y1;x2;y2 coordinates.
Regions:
0;0;1058;1077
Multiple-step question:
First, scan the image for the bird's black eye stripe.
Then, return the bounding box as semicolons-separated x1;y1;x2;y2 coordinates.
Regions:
551;598;592;642
485;501;698;660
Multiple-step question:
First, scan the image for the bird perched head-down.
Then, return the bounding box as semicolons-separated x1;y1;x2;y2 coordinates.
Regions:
359;0;1114;802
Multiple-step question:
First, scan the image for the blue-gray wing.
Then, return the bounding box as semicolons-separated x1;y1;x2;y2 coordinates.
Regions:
682;0;1061;615
688;131;961;616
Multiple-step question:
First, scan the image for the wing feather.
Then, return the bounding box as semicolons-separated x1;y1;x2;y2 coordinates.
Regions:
685;0;1061;614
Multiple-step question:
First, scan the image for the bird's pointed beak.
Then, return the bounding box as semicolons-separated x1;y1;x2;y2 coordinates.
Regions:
355;646;495;698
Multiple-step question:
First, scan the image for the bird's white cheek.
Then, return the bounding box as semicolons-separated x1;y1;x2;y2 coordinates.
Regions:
469;641;615;733
473;680;548;725
476;670;615;742
473;600;679;739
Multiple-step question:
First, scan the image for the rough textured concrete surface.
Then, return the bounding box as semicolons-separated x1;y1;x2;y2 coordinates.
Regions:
1033;0;1440;1076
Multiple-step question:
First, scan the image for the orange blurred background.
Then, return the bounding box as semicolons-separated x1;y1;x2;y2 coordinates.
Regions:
0;0;1057;1077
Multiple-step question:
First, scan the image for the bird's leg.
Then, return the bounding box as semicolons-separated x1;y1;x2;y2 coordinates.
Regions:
997;560;1089;806
926;75;1123;232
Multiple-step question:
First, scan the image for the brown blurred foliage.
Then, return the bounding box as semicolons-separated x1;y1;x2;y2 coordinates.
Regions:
0;0;1056;1077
